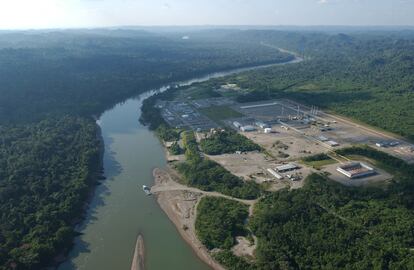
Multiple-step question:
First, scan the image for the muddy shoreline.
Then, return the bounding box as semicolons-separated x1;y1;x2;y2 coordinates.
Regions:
153;168;225;270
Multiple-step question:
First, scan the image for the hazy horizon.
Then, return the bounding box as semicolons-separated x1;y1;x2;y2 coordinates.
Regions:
1;0;414;30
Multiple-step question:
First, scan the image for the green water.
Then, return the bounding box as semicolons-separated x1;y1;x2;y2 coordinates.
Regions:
58;97;211;270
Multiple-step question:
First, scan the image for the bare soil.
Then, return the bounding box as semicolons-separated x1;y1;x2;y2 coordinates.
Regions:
153;168;226;270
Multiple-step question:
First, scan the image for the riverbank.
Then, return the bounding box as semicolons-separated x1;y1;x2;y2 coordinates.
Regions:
53;119;106;269
152;168;225;270
145;53;303;270
58;52;301;269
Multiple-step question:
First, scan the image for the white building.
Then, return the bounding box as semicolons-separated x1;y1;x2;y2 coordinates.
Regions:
267;168;283;179
336;162;375;179
276;163;300;173
256;121;270;129
264;128;273;134
326;140;340;147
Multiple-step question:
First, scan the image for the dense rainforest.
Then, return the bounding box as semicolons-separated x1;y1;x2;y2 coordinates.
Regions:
195;197;248;250
2;27;414;269
142;31;414;139
0;29;292;124
0;29;291;269
0;117;101;269
251;173;414;270
194;148;414;270
139;30;414;269
222;30;414;139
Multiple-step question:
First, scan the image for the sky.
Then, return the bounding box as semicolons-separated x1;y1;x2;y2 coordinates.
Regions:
0;0;413;29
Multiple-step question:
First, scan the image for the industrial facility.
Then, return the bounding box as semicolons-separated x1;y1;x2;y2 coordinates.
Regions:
336;162;376;179
276;163;300;173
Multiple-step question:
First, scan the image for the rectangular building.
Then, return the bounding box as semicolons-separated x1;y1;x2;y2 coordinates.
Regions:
241;125;256;132
276;163;300;173
326;140;340;147
267;168;283;179
336;162;376;179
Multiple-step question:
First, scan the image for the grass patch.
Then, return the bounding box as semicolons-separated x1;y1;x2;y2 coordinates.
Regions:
304;159;337;169
297;83;321;91
302;153;337;169
200;130;261;155
199;106;243;123
178;85;221;99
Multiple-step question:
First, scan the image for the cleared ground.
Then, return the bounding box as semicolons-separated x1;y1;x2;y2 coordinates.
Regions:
160;96;414;165
206;152;312;191
161;96;408;188
241;128;328;161
323;162;393;187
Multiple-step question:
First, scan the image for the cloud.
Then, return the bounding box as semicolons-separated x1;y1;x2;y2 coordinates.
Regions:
317;0;329;4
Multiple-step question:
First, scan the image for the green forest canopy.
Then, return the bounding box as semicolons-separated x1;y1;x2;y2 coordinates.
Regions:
199;146;414;270
0;117;101;269
0;29;291;269
195;197;248;250
177;131;262;200
200;130;261;155
2;28;414;269
225;31;414;140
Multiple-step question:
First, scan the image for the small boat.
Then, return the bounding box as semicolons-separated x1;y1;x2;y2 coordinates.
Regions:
142;185;151;195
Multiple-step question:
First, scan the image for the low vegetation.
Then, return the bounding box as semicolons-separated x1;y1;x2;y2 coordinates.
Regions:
156;125;181;142
195;197;248;250
168;142;184;155
177;160;261;200
177;85;221;100
199;106;243;123
302;153;331;162
213;251;256;270
200;130;261;155
302;153;337;169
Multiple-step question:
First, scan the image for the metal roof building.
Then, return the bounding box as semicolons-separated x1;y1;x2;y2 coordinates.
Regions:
276;163;300;173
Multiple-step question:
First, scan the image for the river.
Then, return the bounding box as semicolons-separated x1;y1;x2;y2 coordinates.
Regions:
58;56;302;270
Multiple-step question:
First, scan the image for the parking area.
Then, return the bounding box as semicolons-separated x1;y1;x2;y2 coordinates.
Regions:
323;162;393;187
